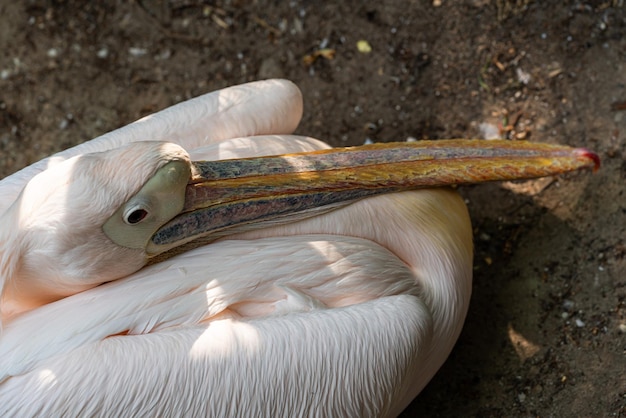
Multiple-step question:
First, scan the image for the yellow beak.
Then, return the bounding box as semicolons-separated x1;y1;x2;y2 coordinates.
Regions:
147;139;598;255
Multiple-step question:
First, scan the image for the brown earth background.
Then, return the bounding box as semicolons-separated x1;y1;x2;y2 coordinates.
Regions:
0;1;624;416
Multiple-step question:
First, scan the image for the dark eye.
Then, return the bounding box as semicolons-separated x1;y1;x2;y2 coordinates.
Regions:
125;208;149;224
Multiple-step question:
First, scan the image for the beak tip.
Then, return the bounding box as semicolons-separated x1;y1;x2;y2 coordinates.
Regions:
575;148;601;172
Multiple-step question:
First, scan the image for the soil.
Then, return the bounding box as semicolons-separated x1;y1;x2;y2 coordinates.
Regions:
0;1;624;416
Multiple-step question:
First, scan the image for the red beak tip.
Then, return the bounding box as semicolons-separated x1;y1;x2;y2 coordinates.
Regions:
575;148;601;172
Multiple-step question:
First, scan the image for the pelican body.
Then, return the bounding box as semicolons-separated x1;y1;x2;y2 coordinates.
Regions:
0;80;597;417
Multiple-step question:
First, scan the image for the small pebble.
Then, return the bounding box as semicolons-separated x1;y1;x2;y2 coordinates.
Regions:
575;318;585;328
478;122;500;140
356;40;372;54
96;48;109;59
292;17;303;34
516;68;531;85
258;58;284;79
129;47;148;57
156;49;171;61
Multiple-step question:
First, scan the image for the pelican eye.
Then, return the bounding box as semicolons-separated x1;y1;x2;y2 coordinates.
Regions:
103;158;190;250
124;207;149;225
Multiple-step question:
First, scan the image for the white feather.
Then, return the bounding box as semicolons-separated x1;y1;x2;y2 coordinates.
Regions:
0;80;473;417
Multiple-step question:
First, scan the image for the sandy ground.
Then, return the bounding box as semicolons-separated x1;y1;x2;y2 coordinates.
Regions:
0;1;624;416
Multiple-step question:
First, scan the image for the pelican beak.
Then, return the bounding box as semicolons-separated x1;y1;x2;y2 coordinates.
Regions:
147;139;599;255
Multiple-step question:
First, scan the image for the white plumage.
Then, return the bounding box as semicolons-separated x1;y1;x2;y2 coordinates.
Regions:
1;79;548;417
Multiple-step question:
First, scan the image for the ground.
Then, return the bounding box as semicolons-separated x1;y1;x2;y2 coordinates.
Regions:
0;0;624;416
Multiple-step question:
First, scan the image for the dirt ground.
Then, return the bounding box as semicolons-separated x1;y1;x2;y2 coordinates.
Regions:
0;0;624;416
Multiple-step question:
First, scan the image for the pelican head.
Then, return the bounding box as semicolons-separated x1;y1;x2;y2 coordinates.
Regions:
0;142;191;313
0;139;598;319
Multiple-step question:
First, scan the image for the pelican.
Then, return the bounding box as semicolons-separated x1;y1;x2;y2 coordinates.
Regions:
0;80;597;417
